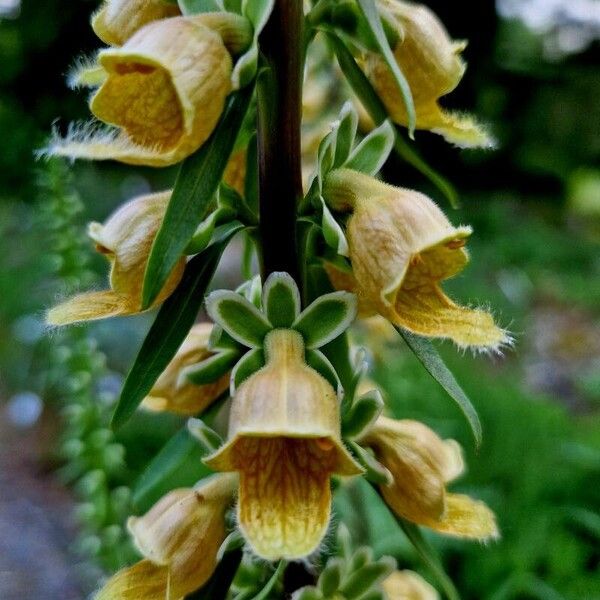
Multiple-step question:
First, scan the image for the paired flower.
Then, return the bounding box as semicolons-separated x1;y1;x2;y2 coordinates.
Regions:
92;0;180;47
323;169;509;351
51;16;233;166
96;474;237;599
143;323;230;416
361;416;498;540
383;570;439;600
365;0;492;148
205;329;362;560
47;191;185;326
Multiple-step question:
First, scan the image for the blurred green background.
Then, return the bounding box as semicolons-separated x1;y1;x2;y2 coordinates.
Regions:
0;1;599;599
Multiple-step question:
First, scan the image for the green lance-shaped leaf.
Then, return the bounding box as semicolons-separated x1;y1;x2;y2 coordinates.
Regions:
344;120;395;176
396;327;482;448
327;32;459;208
306;349;342;395
181;349;240;386
112;242;230;429
262;272;301;328
320;197;349;256
348;441;392;485
333;102;359;169
141;86;253;309
397;518;461;600
355;0;415;136
206;291;272;348
132;428;211;512
342;389;384;440
187;418;224;455
231;348;265;394
338;556;396;599
293;291;357;348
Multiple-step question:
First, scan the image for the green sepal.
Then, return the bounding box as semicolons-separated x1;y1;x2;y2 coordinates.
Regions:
231;348;265;394
217;530;245;562
344;120;395;175
342;388;384;439
320;196;349;256
338;556;396;599
349;546;373;571
248;561;286;600
333;101;359;169
317;558;343;597
347;441;392;486
209;325;242;352
292;588;323;600
306;348;342;396
181;349;240;386
237;274;263;308
293;291;357;349
206;290;272;348
263;272;301;328
178;0;220;14
187;418;224;456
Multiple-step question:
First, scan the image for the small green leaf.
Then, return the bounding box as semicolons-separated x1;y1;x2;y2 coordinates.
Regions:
187;418;224;455
231;348;265;393
293;291;357;349
181;349;240;386
396;327;482;448
339;557;396;599
185;209;221;255
292;588;323;600
349;546;373;572
320;197;349;256
249;560;285;600
333;102;359;168
347;441;392;485
243;0;275;30
306;348;342;394
344;120;394;175
142;87;253;309
263;272;301;328
206;291;272;348
342;389;384;439
355;0;415;136
178;0;219;14
113;243;229;429
318;558;343;596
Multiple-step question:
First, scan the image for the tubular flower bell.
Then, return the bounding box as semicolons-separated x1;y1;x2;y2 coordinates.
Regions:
47;191;185;325
365;0;493;148
205;329;362;561
95;474;237;600
323;169;509;351
361;417;499;540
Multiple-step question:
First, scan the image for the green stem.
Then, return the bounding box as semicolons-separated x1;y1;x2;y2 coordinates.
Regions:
257;0;304;283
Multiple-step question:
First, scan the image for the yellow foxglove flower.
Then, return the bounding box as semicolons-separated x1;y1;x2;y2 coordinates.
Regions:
324;169;509;351
92;0;180;46
143;323;230;416
365;0;492;148
205;329;362;560
47;191;185;326
383;570;439;600
361;416;499;540
96;474;237;600
51;16;232;166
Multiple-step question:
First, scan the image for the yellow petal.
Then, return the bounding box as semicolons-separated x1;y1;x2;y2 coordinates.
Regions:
92;0;180;47
46;291;135;326
383;570;439;600
232;437;336;560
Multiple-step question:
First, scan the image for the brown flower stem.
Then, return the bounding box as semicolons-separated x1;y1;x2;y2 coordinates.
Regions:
257;0;304;283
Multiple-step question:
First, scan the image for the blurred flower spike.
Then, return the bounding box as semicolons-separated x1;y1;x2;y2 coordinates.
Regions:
361;417;499;540
366;0;494;148
95;474;237;599
47;191;185;325
323;169;510;352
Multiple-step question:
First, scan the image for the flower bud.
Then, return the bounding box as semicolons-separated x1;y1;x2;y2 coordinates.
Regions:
323;169;509;351
47;191;185;326
205;329;362;560
365;0;492;148
361;417;498;540
143;323;230;416
382;570;439;600
95;474;237;599
51;17;232;166
92;0;180;46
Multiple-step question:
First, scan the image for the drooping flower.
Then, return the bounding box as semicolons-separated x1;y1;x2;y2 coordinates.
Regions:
142;323;230;416
95;474;237;600
47;191;185;326
360;416;499;540
92;0;180;46
382;570;439;600
50;16;232;166
323;169;509;351
205;329;362;561
365;0;492;148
